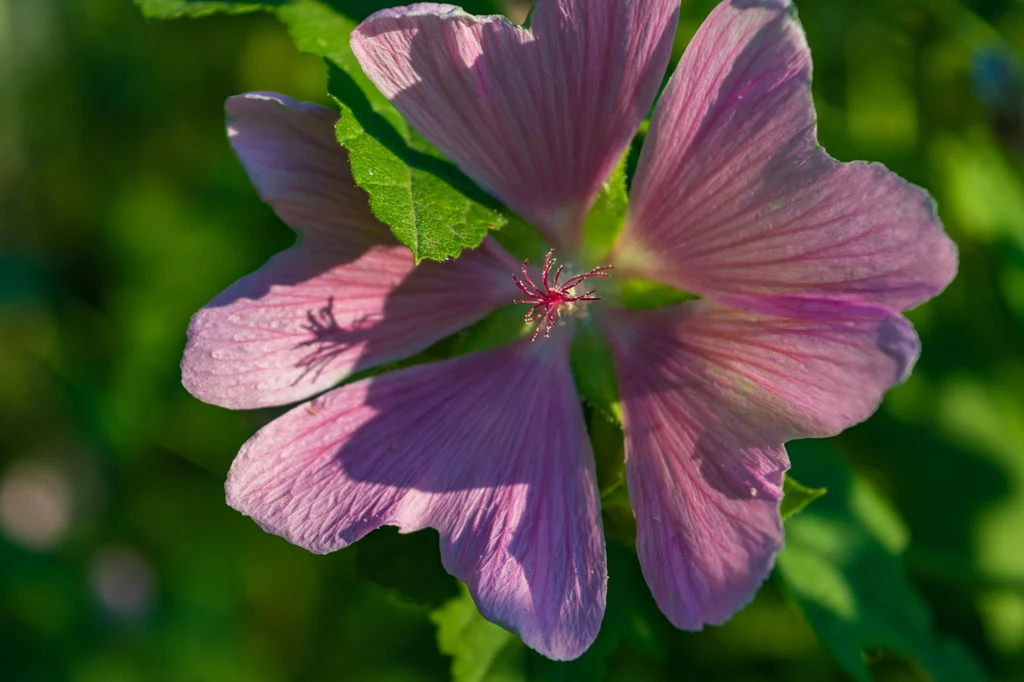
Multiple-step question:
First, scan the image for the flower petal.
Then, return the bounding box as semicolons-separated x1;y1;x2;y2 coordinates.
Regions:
615;0;956;312
182;93;518;409
225;92;381;243
602;301;918;628
226;339;606;660
351;0;679;251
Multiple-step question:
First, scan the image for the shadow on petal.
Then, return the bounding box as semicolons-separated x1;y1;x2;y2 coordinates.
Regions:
598;299;920;629
226;336;606;659
352;0;679;250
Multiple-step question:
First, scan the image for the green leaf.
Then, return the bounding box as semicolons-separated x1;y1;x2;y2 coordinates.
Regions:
777;440;987;682
584;407;635;546
277;0;355;63
617;278;700;310
452;305;531;356
431;587;526;682
599;483;637;548
332;91;505;263
780;475;827;521
570;320;621;423
588;407;625;494
490;214;550;263
579;153;629;269
279;0;508;262
135;0;281;18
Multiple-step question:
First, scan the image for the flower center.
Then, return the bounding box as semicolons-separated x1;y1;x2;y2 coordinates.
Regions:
513;249;612;341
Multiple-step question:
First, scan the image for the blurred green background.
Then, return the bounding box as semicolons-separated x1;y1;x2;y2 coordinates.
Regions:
2;0;1024;680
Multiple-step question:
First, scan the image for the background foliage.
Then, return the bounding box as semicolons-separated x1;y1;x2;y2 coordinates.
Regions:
2;0;1024;679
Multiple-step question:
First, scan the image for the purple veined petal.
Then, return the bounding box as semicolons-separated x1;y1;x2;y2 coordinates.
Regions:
600;300;919;629
223;92;383;244
182;93;520;409
226;337;606;660
351;0;679;253
614;0;956;313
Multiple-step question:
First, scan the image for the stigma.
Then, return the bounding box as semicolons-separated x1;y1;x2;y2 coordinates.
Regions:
513;250;612;341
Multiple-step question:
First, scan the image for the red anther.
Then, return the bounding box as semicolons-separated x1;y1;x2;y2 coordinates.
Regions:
512;250;612;341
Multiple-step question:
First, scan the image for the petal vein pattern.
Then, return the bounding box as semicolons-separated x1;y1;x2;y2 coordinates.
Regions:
181;93;519;409
351;0;679;250
602;301;919;629
226;339;606;660
616;0;956;312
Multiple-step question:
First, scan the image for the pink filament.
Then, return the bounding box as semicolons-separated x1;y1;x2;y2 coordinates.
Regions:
513;250;612;341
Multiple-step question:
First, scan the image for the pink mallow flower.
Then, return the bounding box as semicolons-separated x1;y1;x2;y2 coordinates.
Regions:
182;0;956;660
